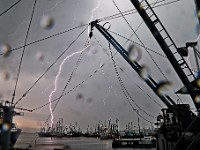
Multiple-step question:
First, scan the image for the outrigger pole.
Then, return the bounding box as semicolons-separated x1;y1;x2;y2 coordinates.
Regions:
89;20;175;108
129;0;200;111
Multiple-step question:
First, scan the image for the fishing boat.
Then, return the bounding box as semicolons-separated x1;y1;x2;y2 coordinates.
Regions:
112;136;156;148
0;101;22;147
88;0;200;149
38;120;82;138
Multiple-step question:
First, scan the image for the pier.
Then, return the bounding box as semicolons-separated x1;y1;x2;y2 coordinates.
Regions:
112;138;156;148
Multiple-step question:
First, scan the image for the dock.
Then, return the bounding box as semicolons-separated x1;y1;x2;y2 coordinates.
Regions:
112;138;156;148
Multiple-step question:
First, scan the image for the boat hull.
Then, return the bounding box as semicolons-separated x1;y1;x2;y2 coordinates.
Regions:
0;128;22;147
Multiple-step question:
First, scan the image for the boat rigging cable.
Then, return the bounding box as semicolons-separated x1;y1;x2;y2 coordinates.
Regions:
0;24;88;56
107;30;185;103
0;0;22;17
94;30;161;115
30;35;90;147
11;0;37;105
109;45;155;121
112;0;182;104
0;0;180;56
14;25;89;106
98;0;180;22
25;30;164;113
123;0;159;45
9;0;179;110
43;38;90;128
130;0;199;109
13;0;180;110
93;35;163;108
112;0;169;81
108;30;166;58
30;63;104;112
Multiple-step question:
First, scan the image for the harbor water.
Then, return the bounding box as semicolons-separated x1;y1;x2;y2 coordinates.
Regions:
15;132;156;150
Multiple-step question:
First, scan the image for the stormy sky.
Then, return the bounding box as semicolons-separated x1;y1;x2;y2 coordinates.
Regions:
0;0;199;132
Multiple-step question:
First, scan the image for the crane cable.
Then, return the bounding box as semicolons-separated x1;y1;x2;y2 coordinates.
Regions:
14;25;89;106
99;0;180;22
43;38;89;126
11;0;37;104
109;46;154;123
0;0;179;56
0;0;22;17
112;0;183;104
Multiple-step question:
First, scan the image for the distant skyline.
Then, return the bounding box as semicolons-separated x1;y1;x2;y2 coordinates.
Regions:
0;0;199;132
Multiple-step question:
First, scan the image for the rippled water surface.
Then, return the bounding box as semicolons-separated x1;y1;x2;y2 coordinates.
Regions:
15;132;156;150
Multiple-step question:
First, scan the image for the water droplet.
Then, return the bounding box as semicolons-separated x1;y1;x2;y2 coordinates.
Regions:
40;15;54;29
86;98;93;103
87;45;98;56
153;31;159;37
194;95;200;103
119;67;125;72
139;65;150;80
92;48;98;55
78;20;85;26
139;3;144;10
2;123;10;131
76;93;83;101
1;71;10;81
0;43;11;57
35;51;45;61
198;10;200;19
196;23;200;35
156;81;171;96
127;44;142;62
179;87;188;94
122;101;127;106
166;68;172;75
196;78;200;88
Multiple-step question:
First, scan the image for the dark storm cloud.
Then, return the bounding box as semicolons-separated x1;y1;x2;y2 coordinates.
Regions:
0;0;199;131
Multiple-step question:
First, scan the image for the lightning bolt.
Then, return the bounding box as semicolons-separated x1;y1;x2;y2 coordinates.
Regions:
88;0;102;36
48;0;102;127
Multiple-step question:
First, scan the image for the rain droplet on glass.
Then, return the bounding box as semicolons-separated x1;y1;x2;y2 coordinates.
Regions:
139;65;150;80
127;44;142;62
198;10;200;19
0;43;11;57
2;123;10;131
194;95;200;103
40;15;54;30
156;81;172;96
36;51;45;61
76;93;83;101
2;71;10;81
196;78;200;88
196;23;200;35
86;98;93;103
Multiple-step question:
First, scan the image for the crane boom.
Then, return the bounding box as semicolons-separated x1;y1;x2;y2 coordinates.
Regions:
129;0;200;111
90;21;175;108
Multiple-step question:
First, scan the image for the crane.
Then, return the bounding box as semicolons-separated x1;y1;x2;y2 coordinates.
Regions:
89;0;200;149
